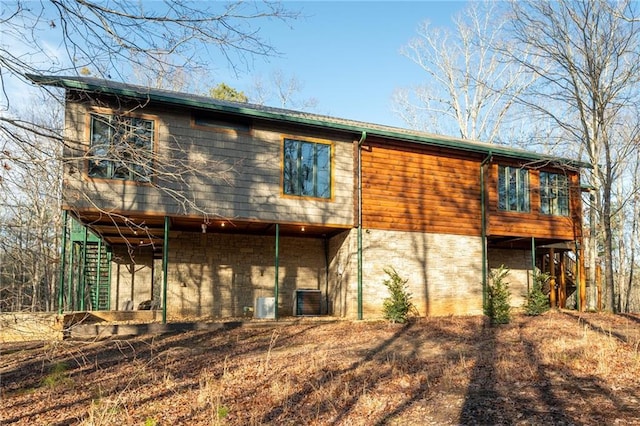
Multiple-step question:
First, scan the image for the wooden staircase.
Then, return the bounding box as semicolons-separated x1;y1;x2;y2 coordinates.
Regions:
543;251;577;308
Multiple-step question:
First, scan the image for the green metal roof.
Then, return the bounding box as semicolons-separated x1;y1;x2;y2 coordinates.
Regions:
27;74;590;168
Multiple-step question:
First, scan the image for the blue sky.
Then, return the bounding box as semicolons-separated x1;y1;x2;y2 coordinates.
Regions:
216;1;467;128
4;1;466;129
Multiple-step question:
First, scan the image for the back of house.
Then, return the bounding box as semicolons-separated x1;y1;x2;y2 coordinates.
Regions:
29;75;586;320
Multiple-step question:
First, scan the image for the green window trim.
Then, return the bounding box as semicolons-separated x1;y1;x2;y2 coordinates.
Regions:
88;113;155;182
540;171;570;216
283;138;332;199
498;165;530;213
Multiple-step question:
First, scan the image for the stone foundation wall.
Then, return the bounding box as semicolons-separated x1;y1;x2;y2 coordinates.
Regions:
110;246;154;311
102;230;537;320
360;229;484;317
0;313;63;342
166;232;327;318
488;248;533;307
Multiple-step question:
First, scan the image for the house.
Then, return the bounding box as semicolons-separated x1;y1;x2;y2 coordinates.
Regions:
28;74;588;321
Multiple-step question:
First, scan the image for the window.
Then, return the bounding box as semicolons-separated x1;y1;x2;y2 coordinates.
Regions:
283;138;331;198
540;172;570;216
192;113;250;133
88;113;154;182
498;165;530;212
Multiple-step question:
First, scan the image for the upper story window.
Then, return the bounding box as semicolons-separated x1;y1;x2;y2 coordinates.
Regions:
88;113;154;182
540;171;570;216
498;165;530;212
283;138;331;199
192;113;250;133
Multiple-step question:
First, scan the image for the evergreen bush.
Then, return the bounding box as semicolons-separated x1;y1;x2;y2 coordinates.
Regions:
382;267;415;323
524;272;551;315
486;265;511;324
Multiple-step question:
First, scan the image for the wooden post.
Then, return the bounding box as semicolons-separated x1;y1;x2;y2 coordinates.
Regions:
559;252;566;309
579;248;587;312
549;248;557;308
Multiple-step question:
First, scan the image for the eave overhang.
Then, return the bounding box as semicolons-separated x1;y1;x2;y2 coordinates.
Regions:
26;73;591;169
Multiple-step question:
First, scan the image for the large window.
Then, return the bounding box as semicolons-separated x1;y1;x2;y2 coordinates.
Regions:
540;172;570;216
283;138;331;199
498;165;530;212
88;113;154;182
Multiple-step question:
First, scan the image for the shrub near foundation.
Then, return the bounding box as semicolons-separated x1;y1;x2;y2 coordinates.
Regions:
486;265;511;324
524;272;551;315
382;267;416;323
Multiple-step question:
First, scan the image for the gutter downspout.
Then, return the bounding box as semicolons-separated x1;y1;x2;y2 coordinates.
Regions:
357;131;367;320
480;152;492;312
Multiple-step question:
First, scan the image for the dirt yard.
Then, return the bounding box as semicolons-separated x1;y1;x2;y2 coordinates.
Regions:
2;311;640;425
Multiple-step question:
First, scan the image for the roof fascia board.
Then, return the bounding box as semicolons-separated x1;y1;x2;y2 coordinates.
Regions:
27;74;591;169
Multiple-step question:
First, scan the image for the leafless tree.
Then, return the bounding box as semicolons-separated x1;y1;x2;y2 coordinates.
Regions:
393;2;535;143
250;69;318;111
504;0;640;312
0;1;297;312
0;98;62;312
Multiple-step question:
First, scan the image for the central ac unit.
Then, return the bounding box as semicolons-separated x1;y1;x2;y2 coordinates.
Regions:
293;289;322;316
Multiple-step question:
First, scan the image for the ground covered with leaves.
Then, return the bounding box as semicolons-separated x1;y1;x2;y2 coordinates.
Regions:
2;311;640;425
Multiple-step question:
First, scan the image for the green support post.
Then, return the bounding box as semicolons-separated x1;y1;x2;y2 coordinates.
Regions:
79;226;88;311
57;211;68;314
162;216;170;324
107;250;112;310
67;242;75;311
274;223;280;319
95;238;102;310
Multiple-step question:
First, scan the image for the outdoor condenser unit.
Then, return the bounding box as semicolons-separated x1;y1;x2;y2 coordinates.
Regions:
293;289;322;316
255;297;276;319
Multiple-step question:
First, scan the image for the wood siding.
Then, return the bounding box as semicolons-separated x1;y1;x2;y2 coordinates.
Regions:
63;100;355;226
485;162;582;241
361;139;483;236
361;142;582;242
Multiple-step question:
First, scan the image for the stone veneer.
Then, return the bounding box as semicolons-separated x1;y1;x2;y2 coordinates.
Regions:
488;248;534;308
363;229;484;317
107;230;539;319
110;246;154;311
166;232;327;318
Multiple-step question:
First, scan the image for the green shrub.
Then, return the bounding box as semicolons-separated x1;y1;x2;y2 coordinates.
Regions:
524;272;551;315
382;267;415;323
486;265;511;325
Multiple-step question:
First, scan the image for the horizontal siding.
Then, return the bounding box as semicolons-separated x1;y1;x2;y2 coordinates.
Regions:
486;162;582;240
362;140;482;236
63;101;355;226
